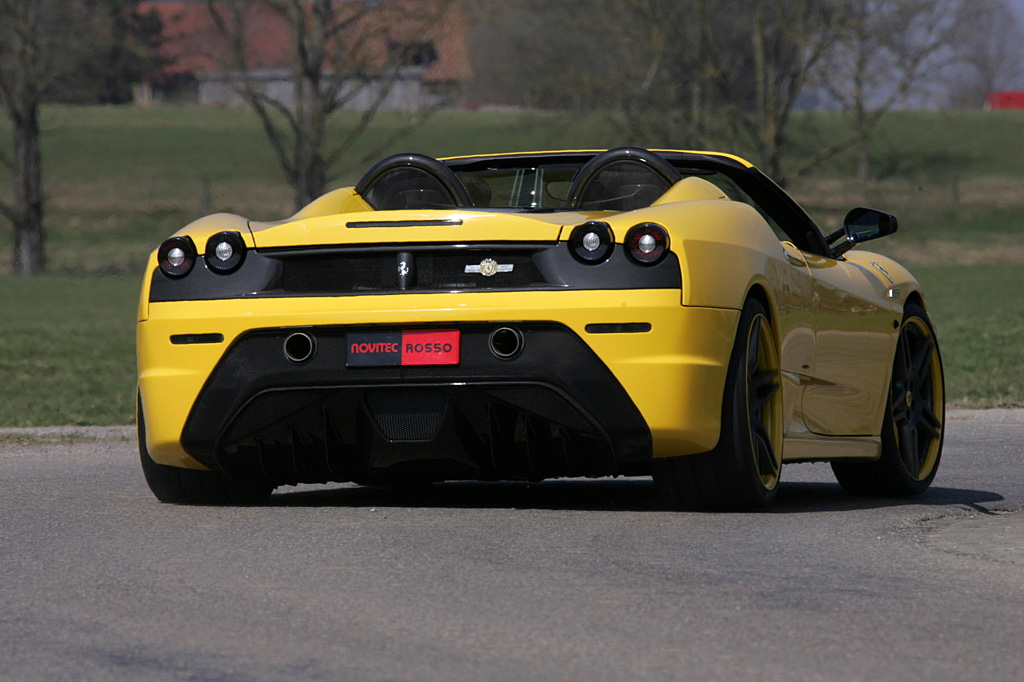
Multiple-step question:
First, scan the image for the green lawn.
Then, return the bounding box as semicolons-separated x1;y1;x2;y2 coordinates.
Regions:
916;264;1024;408
0;275;137;426
2;263;1017;428
0;106;1022;425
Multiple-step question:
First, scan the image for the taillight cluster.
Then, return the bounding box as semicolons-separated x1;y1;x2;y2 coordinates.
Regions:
624;223;669;265
568;221;669;266
157;231;247;278
204;231;246;273
569;221;615;263
157;236;196;277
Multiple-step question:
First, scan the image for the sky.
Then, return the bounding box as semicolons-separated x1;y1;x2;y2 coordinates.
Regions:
1010;0;1024;22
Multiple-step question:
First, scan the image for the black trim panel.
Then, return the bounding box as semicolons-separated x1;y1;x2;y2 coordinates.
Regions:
180;322;653;486
347;219;463;228
149;242;681;302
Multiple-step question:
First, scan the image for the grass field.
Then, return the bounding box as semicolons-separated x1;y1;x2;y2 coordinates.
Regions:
0;274;137;426
0;105;1022;425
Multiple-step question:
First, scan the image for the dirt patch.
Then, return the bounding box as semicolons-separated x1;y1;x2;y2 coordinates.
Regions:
912;506;1024;565
0;425;135;445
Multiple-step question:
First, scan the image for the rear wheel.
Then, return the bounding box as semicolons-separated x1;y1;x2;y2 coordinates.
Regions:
655;298;783;510
831;302;944;497
137;395;272;505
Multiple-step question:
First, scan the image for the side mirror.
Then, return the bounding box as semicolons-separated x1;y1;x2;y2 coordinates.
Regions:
828;207;898;257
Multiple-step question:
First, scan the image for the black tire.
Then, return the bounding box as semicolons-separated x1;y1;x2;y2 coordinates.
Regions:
831;302;944;497
137;395;272;505
655;298;783;510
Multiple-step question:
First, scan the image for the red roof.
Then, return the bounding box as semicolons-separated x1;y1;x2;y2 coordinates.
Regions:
140;0;470;84
988;91;1024;110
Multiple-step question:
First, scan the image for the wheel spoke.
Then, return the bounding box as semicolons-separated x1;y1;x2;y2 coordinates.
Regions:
899;421;920;475
746;319;762;376
754;424;780;479
919;406;942;440
746;316;778;415
749;369;779;411
739;308;782;491
896;335;912;380
909;336;935;381
891;393;910;426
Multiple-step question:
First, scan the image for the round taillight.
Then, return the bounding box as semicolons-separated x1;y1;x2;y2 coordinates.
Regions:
205;231;247;274
625;223;669;265
157;236;197;278
569;221;614;264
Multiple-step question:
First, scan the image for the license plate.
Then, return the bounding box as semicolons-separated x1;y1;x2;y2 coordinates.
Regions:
346;329;460;367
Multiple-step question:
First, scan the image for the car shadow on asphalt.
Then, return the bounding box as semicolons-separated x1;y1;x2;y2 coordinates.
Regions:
771;482;1003;514
265;479;1003;513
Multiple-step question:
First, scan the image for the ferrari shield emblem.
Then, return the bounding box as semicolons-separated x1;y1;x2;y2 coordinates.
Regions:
465;258;513;277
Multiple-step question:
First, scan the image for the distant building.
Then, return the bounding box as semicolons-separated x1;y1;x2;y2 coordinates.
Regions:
135;0;471;110
986;91;1024;110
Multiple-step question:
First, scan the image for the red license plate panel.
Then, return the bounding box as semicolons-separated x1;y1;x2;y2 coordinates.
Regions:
347;329;460;367
400;329;460;366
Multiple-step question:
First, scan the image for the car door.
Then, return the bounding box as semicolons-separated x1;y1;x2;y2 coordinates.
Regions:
696;164;897;438
775;241;817;436
800;253;899;436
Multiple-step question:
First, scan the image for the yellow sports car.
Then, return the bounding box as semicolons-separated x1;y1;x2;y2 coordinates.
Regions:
136;147;944;509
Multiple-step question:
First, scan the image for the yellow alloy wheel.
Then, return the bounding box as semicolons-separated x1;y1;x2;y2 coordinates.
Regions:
832;302;945;497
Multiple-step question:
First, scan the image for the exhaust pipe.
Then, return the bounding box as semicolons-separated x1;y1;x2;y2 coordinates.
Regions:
488;326;523;359
284;331;316;363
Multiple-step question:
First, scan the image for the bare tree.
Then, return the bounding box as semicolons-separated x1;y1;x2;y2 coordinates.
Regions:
810;0;964;191
0;0;106;274
467;0;736;147
594;0;842;184
208;0;456;211
467;0;842;184
702;0;843;184
470;0;1004;189
604;0;721;149
946;0;1024;108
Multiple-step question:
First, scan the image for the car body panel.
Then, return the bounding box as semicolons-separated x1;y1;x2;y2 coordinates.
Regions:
138;289;738;467
248;209;581;249
137;147;934;493
801;252;900;436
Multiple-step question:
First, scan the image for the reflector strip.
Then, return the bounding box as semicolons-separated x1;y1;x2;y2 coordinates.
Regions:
170;333;225;345
584;323;652;334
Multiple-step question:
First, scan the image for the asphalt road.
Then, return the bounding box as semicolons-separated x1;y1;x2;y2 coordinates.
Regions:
1;410;1022;681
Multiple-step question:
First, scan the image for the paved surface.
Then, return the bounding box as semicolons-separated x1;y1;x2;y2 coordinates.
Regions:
1;410;1022;680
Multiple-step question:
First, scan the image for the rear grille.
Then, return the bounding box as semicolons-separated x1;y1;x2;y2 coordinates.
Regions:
213;385;620;487
279;249;545;294
181;323;655;487
366;390;446;441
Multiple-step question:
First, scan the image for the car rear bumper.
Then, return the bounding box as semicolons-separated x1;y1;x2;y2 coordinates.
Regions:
137;289;738;483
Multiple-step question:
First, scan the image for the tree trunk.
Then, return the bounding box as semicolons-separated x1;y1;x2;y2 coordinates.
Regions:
750;2;785;183
293;144;326;210
290;1;327;211
857;135;871;203
12;104;45;275
293;104;326;209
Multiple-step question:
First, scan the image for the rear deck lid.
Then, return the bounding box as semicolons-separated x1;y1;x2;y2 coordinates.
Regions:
248;209;588;250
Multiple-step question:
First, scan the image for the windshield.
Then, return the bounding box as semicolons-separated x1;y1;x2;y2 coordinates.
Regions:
454;161;747;215
456;165;578;209
439;150;827;254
